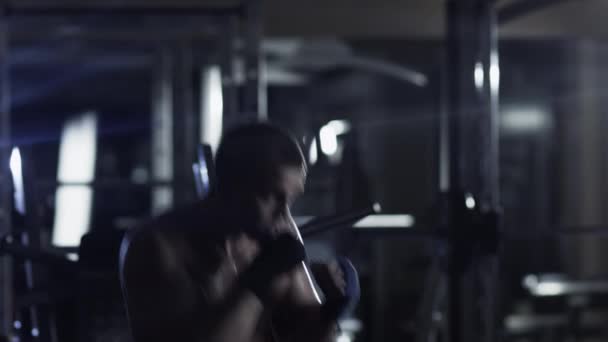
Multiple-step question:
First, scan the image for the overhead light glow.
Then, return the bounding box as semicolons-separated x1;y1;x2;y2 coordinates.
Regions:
9;147;25;214
309;138;318;165
57;113;97;183
328;120;351;135
52;112;97;247
523;274;567;296
373;203;382;213
319;120;351;156
200;65;223;153
474;62;484;90
535;282;566;296
320;125;338;155
523;274;539;289
501;107;548;133
337;334;352;342
354;214;415;228
489;52;500;93
9;147;21;179
465;194;476;209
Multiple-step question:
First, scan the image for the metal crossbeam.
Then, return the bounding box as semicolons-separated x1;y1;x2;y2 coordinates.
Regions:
498;0;578;24
2;6;242;17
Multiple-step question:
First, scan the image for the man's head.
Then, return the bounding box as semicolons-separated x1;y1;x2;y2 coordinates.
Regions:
214;123;307;235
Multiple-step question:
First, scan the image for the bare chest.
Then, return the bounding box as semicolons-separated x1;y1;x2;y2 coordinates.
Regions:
178;243;278;342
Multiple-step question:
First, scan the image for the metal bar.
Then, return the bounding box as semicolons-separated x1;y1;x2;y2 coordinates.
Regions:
10;27;226;44
151;48;175;215
242;0;265;121
14;150;46;337
220;17;239;130
416;246;447;342
445;0;463;195
444;1;502;342
300;204;380;237
475;5;502;336
445;3;465;342
439;56;450;193
20;233;39;340
35;180;174;188
172;42;197;205
0;242;76;269
4;6;243;18
480;3;500;209
0;7;11;336
497;0;575;24
501;226;608;240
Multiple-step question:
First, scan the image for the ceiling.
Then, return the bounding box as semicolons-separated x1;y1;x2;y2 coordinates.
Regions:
3;0;608;39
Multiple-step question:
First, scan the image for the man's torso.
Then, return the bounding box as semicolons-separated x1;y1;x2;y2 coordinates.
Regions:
124;202;277;342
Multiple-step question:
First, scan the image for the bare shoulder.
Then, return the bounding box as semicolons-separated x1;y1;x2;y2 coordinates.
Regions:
120;221;211;341
122;228;175;275
121;225;197;310
121;199;220;277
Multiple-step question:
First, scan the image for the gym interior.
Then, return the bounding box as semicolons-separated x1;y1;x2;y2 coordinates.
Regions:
1;0;608;341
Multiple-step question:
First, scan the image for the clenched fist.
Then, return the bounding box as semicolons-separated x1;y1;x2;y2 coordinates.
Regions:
311;257;360;319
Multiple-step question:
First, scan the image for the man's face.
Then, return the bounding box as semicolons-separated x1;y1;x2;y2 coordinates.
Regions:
255;165;306;236
228;165;305;270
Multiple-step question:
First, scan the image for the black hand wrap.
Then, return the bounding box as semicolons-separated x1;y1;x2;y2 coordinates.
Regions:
240;233;306;304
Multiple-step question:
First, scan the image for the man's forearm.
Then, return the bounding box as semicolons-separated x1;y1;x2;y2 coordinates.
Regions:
271;263;340;342
198;286;264;342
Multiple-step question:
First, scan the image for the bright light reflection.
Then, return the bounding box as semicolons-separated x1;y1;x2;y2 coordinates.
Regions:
337;333;352;342
52;112;97;247
10;147;25;214
474;62;484;90
320;125;338;155
354;215;415;228
501;107;548;133
465;194;476;209
309;138;318;165
489;52;500;93
201;65;223;153
536;282;566;296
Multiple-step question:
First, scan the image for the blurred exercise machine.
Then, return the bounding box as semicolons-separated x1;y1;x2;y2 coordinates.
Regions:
3;1;605;342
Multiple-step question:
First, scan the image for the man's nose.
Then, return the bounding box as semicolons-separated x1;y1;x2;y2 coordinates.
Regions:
273;203;290;219
273;211;297;233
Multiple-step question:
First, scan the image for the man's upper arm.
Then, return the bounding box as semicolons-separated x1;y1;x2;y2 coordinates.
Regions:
289;263;322;305
122;233;202;342
271;264;339;342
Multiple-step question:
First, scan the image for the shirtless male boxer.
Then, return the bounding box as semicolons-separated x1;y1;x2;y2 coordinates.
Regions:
120;123;358;342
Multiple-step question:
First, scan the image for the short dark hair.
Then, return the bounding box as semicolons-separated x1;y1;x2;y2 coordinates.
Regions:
215;123;306;196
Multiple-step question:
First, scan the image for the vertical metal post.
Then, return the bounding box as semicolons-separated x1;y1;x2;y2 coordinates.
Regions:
478;6;501;342
439;59;450;193
172;42;197;205
446;0;499;199
445;3;468;341
0;8;11;336
151;49;174;215
220;17;239;131
479;3;500;210
242;0;265;121
444;0;500;341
